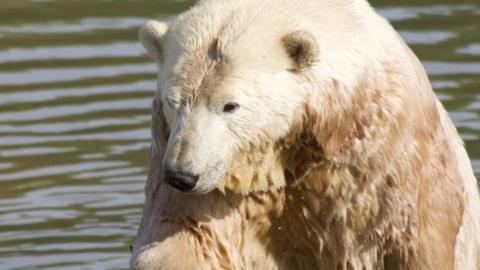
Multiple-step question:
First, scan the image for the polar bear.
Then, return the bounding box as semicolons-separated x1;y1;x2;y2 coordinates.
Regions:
130;0;480;269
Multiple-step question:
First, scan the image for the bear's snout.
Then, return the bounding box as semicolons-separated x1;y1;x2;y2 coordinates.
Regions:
164;169;199;192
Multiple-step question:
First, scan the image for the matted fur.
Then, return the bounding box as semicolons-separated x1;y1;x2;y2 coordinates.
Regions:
131;0;480;269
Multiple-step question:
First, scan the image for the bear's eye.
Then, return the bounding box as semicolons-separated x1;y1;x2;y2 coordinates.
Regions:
166;98;180;108
223;102;240;113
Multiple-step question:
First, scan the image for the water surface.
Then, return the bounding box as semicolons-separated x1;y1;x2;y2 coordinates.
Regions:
0;0;479;269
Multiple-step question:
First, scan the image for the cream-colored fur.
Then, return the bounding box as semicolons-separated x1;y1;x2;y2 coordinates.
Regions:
131;0;480;269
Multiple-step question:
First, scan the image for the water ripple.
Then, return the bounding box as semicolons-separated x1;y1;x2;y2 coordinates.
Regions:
0;42;145;63
0;98;151;122
0;64;156;86
0;17;149;34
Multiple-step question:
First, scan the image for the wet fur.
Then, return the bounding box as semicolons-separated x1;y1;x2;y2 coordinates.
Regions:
131;0;480;269
132;74;478;270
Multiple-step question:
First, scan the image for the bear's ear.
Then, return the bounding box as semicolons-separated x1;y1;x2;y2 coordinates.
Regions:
139;20;169;64
282;31;319;71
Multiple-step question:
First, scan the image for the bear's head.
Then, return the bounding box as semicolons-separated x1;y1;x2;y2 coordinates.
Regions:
139;10;401;195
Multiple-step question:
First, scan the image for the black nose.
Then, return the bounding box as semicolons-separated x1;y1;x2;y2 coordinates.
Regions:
164;170;199;192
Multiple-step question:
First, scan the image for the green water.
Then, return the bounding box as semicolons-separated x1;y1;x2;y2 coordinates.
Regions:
0;0;479;269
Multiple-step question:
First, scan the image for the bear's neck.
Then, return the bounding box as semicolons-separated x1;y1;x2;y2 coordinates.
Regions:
136;155;416;269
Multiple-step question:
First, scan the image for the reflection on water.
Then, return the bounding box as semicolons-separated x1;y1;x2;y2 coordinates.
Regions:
0;0;479;269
